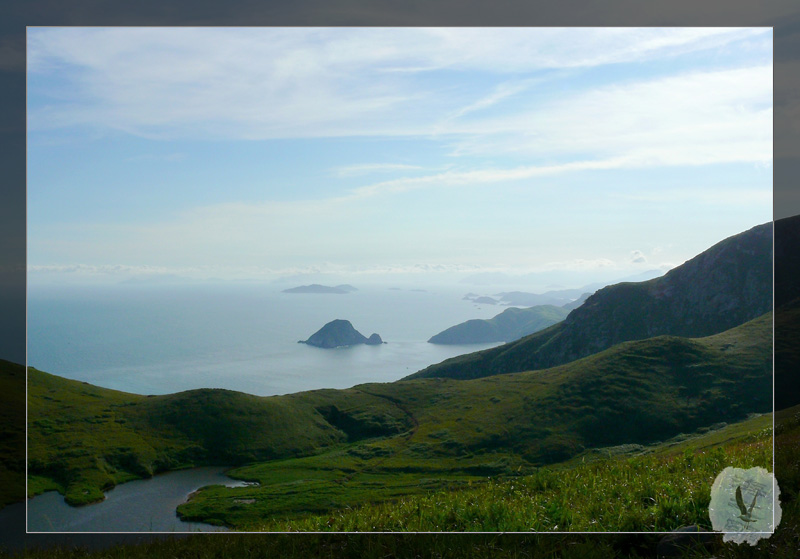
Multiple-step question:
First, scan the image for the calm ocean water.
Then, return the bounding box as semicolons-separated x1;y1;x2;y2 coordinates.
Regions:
27;283;505;396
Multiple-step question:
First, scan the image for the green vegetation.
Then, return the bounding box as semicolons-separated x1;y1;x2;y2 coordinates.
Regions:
22;221;774;517
27;312;770;528
428;304;569;344
27;370;408;505
249;415;772;532
176;438;529;528
6;407;798;558
6;219;788;555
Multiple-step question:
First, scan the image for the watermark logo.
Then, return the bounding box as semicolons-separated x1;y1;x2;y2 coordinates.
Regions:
708;466;782;545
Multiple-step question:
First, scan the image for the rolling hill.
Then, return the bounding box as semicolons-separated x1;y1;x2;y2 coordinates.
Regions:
27;311;771;512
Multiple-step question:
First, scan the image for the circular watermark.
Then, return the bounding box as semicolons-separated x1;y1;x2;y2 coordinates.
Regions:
709;466;782;545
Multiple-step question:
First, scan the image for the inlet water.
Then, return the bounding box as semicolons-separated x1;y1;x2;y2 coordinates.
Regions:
27;467;247;532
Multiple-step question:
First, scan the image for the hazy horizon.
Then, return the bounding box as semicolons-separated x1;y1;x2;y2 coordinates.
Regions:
27;27;772;288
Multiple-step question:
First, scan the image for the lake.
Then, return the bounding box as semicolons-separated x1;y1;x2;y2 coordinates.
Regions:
27;467;248;532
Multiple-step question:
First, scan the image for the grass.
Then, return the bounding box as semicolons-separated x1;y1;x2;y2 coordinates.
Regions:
175;310;772;528
25;312;771;519
4;406;798;558
218;413;774;532
175;439;527;528
26;369;409;505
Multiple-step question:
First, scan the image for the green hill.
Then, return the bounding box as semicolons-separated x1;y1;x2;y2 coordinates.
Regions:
28;311;771;522
428;305;569;344
176;313;772;528
26;369;409;505
409;222;771;381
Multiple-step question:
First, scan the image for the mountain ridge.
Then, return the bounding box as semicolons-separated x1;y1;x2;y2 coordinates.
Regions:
408;222;771;381
428;305;569;344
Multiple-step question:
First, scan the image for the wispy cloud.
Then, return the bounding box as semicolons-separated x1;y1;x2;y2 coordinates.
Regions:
440;65;773;166
346;157;631;198
27;27;770;144
445;80;536;121
26;28;772;282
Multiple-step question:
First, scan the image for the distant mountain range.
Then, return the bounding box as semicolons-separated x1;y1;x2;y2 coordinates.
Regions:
461;270;664;308
409;222;772;381
459;268;664;287
492;286;601;307
283;284;358;294
428;305;569;345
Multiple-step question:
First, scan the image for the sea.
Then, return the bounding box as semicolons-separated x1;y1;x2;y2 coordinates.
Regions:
27;283;507;397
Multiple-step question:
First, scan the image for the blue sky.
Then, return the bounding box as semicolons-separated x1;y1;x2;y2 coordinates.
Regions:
27;27;772;287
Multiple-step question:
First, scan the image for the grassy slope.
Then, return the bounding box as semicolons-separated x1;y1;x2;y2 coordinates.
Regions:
27;371;409;505
428;305;569;344
175;313;771;527
249;413;774;532
26;312;770;521
7;409;795;559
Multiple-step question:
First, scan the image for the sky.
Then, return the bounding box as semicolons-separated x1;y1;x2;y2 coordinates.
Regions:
26;27;773;289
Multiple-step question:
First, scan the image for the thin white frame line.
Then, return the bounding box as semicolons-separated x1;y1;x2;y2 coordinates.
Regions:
23;24;777;537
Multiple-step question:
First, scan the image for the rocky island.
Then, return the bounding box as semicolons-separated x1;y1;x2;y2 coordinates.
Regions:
299;319;384;348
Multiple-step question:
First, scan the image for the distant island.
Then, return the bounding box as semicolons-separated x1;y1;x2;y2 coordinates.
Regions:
299;319;384;348
282;284;358;294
